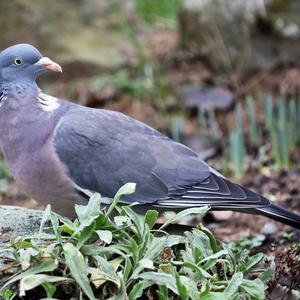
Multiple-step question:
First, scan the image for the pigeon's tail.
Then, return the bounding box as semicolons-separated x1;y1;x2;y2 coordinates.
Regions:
256;204;300;229
155;173;300;229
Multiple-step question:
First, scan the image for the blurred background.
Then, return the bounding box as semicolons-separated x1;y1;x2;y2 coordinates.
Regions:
0;0;300;241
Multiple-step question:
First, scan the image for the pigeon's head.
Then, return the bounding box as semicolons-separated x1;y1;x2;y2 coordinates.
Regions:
0;44;62;83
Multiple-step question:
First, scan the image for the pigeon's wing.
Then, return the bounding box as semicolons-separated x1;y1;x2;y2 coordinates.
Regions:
157;172;270;209
53;106;269;209
53;107;210;204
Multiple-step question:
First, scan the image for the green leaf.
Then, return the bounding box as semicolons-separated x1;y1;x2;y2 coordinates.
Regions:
89;267;107;288
178;275;200;300
131;236;181;278
199;225;219;252
139;258;154;269
224;272;243;295
122;206;144;238
96;230;113;244
200;292;230;300
165;235;184;248
75;193;101;223
72;197;101;237
144;210;158;230
19;275;69;296
50;212;62;243
175;273;188;299
241;253;264;273
38;205;51;242
41;282;56;298
60;218;78;236
171;261;211;279
110;257;124;271
137;272;178;294
94;256;121;287
259;268;274;282
0;259;58;291
114;216;132;227
192;228;214;258
89;257;123;289
107;278;126;300
76;221;96;249
159;206;209;230
107;183;136;216
81;245;128;258
128;281;151;300
201;249;228;270
0;290;16;300
63;243;96;300
19;248;38;271
157;285;170;300
136;228;151;261
240;278;265;300
200;249;228;264
123;256;132;282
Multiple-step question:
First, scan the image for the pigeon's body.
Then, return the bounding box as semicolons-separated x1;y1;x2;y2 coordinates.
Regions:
1;44;300;228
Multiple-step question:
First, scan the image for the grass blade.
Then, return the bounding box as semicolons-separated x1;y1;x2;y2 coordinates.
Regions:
63;243;96;300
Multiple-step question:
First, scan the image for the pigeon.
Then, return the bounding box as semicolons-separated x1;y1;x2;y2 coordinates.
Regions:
0;44;300;229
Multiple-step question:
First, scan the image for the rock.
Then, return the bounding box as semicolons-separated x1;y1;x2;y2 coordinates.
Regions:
179;0;300;76
0;0;136;73
211;211;234;222
262;222;278;235
182;86;234;111
0;205;43;242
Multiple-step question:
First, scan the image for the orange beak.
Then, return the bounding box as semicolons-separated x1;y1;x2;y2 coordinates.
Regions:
35;57;62;73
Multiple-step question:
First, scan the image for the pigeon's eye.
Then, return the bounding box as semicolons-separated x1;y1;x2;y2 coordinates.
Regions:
14;58;23;66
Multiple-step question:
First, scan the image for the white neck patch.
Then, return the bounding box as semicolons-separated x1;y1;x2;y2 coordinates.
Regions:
0;93;6;108
38;92;60;112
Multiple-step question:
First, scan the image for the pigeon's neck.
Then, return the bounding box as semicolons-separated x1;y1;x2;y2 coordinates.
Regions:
5;80;38;96
0;80;38;108
0;82;69;165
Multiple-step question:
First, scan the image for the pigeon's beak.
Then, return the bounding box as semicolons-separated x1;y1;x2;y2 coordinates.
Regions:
35;57;63;73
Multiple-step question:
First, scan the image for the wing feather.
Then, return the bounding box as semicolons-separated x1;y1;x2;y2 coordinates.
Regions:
157;174;270;208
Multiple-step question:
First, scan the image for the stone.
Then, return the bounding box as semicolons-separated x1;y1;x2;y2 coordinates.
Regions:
262;222;278;235
179;0;300;76
211;211;234;221
0;205;43;242
0;0;136;72
182;86;234;111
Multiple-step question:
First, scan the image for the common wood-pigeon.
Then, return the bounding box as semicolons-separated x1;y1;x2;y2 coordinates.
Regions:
0;44;300;228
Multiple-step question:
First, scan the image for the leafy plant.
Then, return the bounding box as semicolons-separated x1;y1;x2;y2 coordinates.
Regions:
170;114;185;142
246;96;261;146
217;94;300;177
263;95;300;170
198;106;209;143
197;107;219;143
0;184;270;299
133;0;182;28
228;103;247;178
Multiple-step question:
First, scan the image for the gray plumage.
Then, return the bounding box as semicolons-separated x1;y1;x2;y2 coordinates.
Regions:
0;44;300;229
